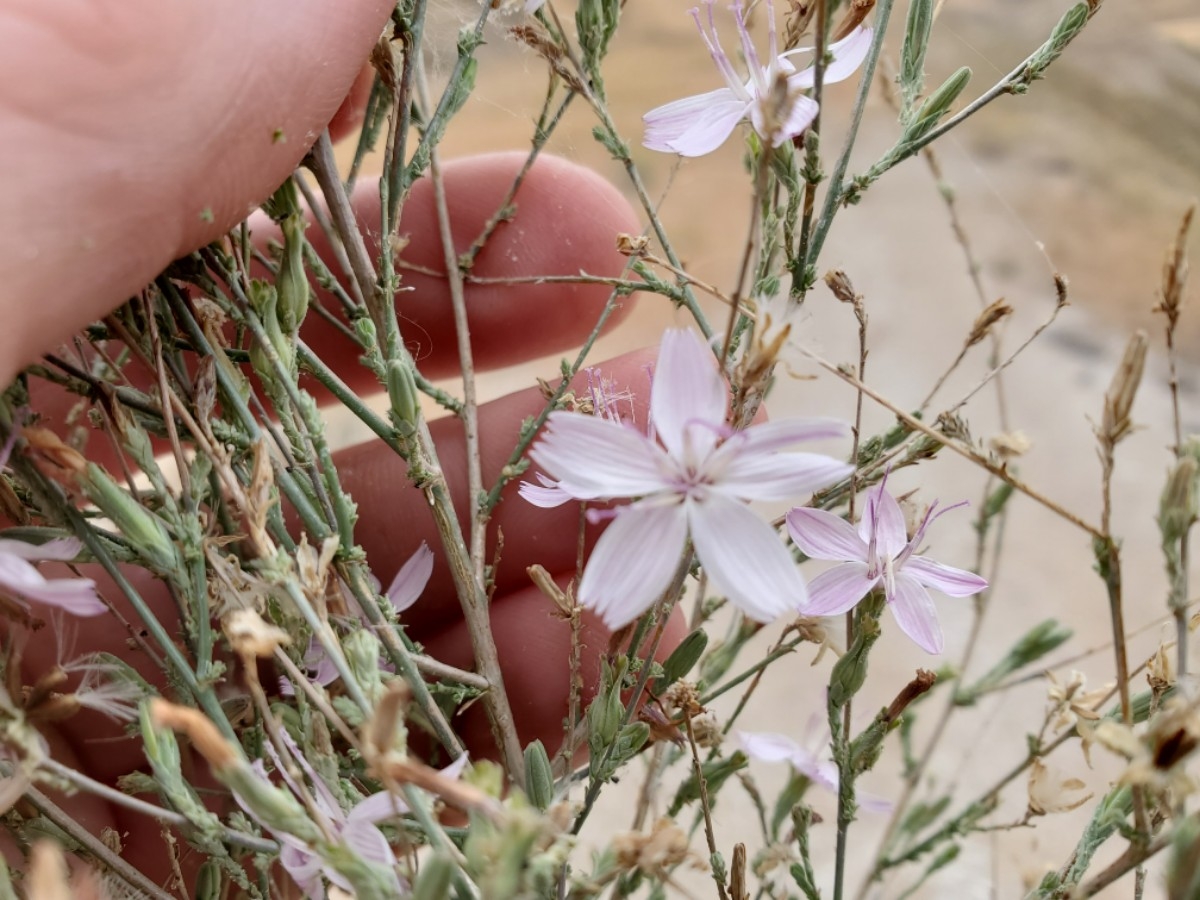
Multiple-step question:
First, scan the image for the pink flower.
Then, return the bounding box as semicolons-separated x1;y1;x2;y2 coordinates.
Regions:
237;727;468;898
642;1;872;157
288;543;433;692
521;329;852;629
785;479;987;654
740;720;891;811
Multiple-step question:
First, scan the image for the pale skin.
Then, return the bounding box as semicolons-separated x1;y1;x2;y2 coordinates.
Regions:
1;2;684;888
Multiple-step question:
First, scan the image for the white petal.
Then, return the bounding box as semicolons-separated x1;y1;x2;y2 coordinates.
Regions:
785;508;868;561
0;553;105;616
279;844;325;898
530;412;669;500
578;501;689;629
738;730;804;765
904;555;987;597
350;789;408;825
803;562;876;616
643;88;741;151
518;474;574;508
749;92;819;146
659;94;750;157
689;494;807;622
735;418;851;453
784;27;874;88
341;819;400;871
386;542;433;613
651;329;727;463
716;450;853;500
860;483;908;559
0;537;82;562
889;574;943;654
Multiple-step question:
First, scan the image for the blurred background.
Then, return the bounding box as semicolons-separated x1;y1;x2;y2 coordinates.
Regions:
339;1;1200;895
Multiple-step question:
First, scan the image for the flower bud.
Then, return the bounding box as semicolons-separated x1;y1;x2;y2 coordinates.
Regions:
654;629;707;693
523;740;555;811
386;359;420;435
276;212;310;334
82;463;179;573
907;67;972;140
1158;454;1198;546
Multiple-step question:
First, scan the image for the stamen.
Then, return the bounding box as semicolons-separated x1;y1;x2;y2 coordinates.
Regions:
731;4;767;95
690;3;750;98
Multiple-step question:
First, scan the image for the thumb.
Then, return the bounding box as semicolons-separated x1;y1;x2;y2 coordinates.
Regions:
0;0;392;383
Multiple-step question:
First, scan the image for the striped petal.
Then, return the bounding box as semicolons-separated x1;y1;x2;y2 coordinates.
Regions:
689;493;807;621
905;555;987;597
651;329;728;462
530;412;668;500
386;543;433;613
803;562;875;616
644;91;749;157
786;507;867;562
716;450;853;500
889;573;943;654
579;500;689;629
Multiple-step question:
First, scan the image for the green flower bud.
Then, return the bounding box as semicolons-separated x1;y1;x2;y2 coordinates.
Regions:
1159;455;1198;546
654;629;707;693
386;359;420;435
276;212;311;334
342;628;383;704
194;859;222;900
83;464;179;573
907;67;972;140
523;740;554;811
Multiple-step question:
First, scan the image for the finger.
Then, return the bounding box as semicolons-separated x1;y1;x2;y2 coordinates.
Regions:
25;153;640;466
0;0;394;385
328;64;378;143
298;152;641;384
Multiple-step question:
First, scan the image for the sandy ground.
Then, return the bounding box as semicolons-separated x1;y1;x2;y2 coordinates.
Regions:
332;0;1200;896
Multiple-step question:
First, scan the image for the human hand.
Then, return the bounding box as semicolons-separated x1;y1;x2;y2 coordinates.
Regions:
2;2;685;890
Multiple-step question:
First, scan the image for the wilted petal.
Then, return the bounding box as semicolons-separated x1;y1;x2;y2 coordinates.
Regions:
889;574;943;654
652;329;728;462
803;562;875;616
689;493;807;622
579;501;689;628
717;450;852;500
0;537;82;562
860;482;907;559
785;508;867;562
784;27;874;88
0;554;105;616
904;555;987;597
386;543;433;613
530;412;668;500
